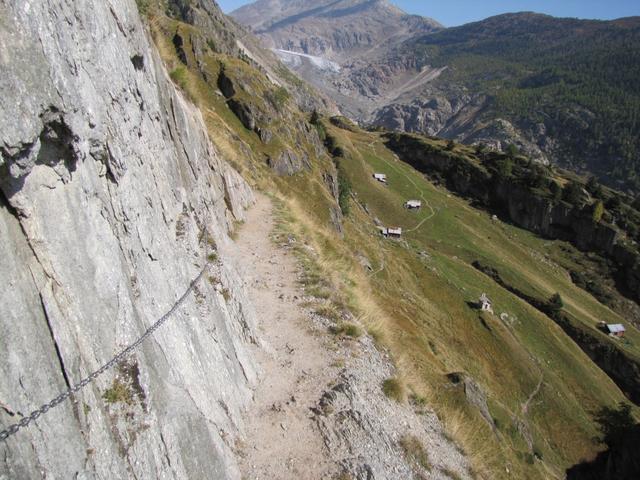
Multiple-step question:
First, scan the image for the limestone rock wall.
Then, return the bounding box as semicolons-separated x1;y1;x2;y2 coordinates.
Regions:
0;1;258;478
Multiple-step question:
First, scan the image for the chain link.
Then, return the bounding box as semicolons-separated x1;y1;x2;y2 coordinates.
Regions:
1;223;213;442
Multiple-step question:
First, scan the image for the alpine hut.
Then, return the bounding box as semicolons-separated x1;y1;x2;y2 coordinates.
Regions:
405;200;422;209
387;227;402;238
373;173;387;184
479;293;493;313
605;323;626;338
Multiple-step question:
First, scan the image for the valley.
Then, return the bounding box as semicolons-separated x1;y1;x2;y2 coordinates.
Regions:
1;1;639;479
232;1;640;193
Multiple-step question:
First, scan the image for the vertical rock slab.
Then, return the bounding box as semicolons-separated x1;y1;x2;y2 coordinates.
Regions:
0;1;257;478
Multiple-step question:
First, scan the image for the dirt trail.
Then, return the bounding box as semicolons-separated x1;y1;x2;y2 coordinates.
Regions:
226;194;473;480
226;194;337;479
522;375;544;415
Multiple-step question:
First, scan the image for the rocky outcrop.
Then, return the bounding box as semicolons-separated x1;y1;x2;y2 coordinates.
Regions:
228;98;260;131
322;170;344;233
373;97;552;165
446;373;495;429
0;1;258;479
566;424;640;480
266;149;310;176
374;95;478;136
311;337;471;480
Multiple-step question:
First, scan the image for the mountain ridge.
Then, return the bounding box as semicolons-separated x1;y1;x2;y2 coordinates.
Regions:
232;1;640;191
232;0;442;59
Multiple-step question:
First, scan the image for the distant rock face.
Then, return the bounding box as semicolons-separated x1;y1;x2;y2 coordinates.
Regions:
375;98;550;164
0;1;258;478
233;0;442;58
231;0;443;120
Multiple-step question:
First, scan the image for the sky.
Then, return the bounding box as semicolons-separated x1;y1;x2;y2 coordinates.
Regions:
216;0;640;27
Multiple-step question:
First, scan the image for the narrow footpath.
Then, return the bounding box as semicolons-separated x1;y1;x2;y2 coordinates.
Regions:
227;194;337;479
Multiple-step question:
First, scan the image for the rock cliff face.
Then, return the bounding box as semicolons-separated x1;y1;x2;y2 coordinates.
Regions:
0;1;259;478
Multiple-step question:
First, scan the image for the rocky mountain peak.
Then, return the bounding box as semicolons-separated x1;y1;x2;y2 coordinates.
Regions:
232;0;442;56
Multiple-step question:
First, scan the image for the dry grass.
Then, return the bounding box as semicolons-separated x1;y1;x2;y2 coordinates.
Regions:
437;408;504;479
314;305;343;322
330;322;363;338
399;434;432;471
442;467;464;480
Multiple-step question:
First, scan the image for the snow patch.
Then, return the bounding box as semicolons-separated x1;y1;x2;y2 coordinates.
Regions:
274;49;341;73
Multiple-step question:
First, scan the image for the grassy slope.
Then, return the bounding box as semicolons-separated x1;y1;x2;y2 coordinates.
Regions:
148;9;637;479
319;123;637;478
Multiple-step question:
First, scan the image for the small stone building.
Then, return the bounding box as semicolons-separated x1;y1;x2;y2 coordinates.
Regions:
387;227;402;238
405;200;422;209
605;323;626;338
479;293;493;313
380;227;402;238
373;173;387;184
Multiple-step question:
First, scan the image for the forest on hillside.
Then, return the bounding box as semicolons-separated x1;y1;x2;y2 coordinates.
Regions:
408;13;640;191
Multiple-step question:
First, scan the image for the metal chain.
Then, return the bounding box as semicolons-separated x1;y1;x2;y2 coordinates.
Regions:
1;219;213;442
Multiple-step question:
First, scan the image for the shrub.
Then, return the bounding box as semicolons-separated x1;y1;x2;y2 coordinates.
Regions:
135;0;150;15
314;122;327;141
206;39;217;53
550;181;562;201
563;181;583;205
336;163;351;215
570;270;587;288
506;143;519;158
170;66;188;89
606;195;622;211
586;176;603;198
494;158;513;179
270;86;290;109
103;378;133;405
382;377;405;402
594;402;636;447
546;293;563;318
331;322;362;338
592;200;604;223
533;446;544;460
